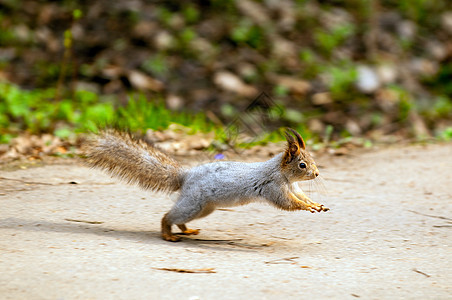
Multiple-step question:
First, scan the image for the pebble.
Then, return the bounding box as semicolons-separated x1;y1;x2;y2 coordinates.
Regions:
213;71;257;97
441;11;452;34
356;65;380;93
376;64;397;84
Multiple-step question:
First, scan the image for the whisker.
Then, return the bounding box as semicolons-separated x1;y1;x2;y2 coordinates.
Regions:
314;175;329;195
312;175;329;203
297;180;313;195
295;177;329;202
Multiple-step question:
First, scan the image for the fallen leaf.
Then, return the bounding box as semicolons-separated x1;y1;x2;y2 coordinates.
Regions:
412;268;430;278
153;268;216;274
265;257;299;264
65;218;104;224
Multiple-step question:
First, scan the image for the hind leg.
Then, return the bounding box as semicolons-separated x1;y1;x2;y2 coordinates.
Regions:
162;213;181;242
177;204;215;235
161;199;210;242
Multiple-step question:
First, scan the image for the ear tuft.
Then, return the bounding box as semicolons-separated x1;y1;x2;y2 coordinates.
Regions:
283;128;301;164
286;128;306;150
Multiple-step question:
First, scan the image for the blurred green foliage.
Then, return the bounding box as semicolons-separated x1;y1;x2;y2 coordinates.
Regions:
231;20;265;49
314;24;355;56
0;82;214;143
325;64;358;101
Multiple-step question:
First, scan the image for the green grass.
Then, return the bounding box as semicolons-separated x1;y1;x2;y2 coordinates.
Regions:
0;82;215;143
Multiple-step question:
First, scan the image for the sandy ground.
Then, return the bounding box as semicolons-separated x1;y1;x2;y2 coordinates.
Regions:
0;144;451;299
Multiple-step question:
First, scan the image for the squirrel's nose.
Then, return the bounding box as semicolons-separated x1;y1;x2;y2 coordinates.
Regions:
314;170;319;177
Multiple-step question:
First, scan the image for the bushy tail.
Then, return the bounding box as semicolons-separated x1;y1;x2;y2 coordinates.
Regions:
84;130;183;193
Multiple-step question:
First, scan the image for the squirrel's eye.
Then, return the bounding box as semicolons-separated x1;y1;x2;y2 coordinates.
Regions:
299;162;307;169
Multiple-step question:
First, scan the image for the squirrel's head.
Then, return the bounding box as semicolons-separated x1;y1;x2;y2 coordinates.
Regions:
281;128;319;182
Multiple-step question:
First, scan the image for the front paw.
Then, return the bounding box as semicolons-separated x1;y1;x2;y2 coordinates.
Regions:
310;204;329;212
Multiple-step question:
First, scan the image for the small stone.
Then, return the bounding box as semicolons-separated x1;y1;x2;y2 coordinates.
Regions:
133;21;157;39
71;23;84;40
441;11;452;34
426;41;447;61
320;8;353;31
237;63;257;81
269;75;311;95
308;119;325;133
345;119;362;136
166;94;184;110
397;20;416;41
266;0;296;31
128;70;164;91
213;71;257;97
312;92;333;105
236;0;270;26
409;59;439;77
102;65;123;79
153;31;175;50
356;65;380;93
376;64;397;84
190;38;216;62
272;37;297;60
14;24;31;42
75;81;101;94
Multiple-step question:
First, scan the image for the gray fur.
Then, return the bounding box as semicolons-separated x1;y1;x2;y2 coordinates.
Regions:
167;153;291;224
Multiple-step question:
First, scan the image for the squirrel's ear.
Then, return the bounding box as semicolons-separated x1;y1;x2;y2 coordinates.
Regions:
284;129;300;160
287;128;306;150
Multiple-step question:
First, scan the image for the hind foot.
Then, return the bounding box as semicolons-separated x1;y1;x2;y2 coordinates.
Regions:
162;233;181;242
181;228;200;235
177;224;200;235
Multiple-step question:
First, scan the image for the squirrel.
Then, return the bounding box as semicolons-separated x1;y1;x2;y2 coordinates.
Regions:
84;128;329;242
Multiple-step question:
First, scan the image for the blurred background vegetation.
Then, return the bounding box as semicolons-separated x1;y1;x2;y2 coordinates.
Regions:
0;0;451;153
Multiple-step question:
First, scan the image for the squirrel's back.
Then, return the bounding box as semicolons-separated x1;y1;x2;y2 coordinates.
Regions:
84;130;183;193
180;154;286;206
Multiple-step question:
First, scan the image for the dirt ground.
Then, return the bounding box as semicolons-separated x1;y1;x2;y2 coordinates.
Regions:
0;143;451;299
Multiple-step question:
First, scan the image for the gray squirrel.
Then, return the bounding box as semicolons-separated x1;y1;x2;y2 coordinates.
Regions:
85;128;329;242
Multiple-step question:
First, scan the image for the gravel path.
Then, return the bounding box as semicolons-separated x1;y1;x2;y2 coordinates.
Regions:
0;144;451;299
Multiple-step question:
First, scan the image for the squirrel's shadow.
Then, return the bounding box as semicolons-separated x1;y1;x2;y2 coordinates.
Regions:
1;218;274;252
